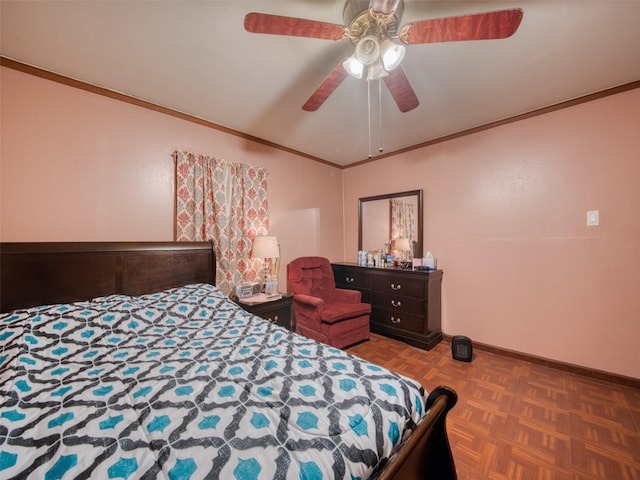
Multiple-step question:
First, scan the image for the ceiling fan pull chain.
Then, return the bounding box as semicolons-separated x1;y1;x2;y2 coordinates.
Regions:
378;78;383;154
368;80;372;159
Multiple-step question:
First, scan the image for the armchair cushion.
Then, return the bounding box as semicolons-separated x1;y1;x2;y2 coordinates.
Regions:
320;301;371;324
293;293;370;324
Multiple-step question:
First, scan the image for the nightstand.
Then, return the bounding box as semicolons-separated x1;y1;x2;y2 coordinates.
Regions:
236;294;293;331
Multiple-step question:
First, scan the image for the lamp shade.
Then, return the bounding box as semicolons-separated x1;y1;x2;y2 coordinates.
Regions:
251;236;279;258
355;35;380;66
381;39;405;71
366;59;388;81
343;55;364;79
393;238;411;251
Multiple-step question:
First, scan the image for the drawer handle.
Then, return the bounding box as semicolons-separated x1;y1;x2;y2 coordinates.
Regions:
391;283;401;290
390;316;401;324
267;315;278;324
391;300;401;307
346;277;354;283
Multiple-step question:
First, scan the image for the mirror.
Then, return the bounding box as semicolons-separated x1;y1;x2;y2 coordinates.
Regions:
359;189;423;259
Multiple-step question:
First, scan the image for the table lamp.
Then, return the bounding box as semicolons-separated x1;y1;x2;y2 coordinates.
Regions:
251;236;280;293
392;237;411;268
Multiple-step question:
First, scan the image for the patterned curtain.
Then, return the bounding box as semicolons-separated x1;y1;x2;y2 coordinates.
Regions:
390;199;416;248
174;150;269;294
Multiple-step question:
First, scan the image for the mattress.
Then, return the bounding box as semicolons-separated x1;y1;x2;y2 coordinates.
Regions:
0;283;427;479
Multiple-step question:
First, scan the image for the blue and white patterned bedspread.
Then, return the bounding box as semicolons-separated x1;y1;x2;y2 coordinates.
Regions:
0;283;427;479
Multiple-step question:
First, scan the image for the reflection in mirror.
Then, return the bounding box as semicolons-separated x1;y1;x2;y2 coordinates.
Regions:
359;190;423;259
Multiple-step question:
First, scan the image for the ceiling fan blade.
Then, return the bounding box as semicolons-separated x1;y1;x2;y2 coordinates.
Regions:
383;67;419;112
400;8;523;44
302;60;349;111
369;0;401;15
244;12;346;40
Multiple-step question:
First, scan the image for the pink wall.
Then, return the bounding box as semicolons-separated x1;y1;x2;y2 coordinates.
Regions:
343;88;640;379
0;66;346;290
2;65;639;379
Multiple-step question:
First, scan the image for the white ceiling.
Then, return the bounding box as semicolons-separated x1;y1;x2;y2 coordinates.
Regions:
2;0;639;167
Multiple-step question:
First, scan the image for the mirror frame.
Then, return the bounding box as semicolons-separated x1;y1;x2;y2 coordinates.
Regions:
358;189;424;258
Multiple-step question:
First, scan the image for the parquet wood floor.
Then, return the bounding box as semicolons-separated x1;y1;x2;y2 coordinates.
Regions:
347;334;640;480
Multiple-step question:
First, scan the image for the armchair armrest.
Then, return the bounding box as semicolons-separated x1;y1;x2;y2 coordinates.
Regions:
334;288;362;303
293;293;325;309
292;293;325;330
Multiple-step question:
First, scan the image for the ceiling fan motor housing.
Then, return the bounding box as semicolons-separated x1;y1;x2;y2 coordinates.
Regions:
344;0;403;45
343;0;404;28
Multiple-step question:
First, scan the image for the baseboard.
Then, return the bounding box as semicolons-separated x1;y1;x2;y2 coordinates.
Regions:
442;334;640;389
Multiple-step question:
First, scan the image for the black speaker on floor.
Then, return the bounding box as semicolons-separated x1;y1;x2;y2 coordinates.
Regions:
452;335;473;362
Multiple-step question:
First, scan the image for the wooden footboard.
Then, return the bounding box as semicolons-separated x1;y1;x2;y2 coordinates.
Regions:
377;386;458;479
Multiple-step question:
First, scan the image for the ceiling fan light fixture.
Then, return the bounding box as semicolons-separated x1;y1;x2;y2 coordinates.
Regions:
366;59;388;81
343;55;364;78
381;39;405;71
355;35;380;66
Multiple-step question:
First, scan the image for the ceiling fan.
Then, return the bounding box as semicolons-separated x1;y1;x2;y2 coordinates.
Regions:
244;0;523;113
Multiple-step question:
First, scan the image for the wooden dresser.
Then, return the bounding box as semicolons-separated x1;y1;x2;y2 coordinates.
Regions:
332;263;442;351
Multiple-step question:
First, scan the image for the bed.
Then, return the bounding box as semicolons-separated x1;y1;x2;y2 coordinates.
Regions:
0;241;457;479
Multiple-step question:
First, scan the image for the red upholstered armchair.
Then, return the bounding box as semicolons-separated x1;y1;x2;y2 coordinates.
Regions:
287;256;371;348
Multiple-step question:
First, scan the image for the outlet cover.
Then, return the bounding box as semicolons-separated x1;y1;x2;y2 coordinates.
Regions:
586;210;599;226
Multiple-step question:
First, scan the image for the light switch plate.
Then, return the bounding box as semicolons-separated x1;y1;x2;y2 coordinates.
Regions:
586;210;599;226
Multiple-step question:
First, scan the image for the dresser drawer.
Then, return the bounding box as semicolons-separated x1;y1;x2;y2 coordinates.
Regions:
333;265;371;289
372;291;425;316
372;275;425;298
371;308;424;334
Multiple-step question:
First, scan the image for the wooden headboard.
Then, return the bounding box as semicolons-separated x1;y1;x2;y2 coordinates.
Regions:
0;241;216;313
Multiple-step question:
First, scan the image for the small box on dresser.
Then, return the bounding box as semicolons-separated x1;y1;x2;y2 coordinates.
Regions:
332;263;442;350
